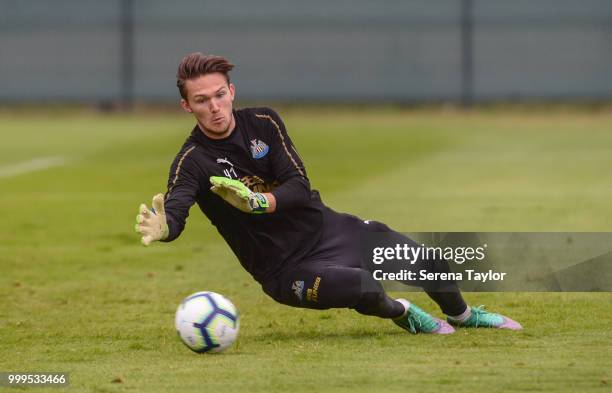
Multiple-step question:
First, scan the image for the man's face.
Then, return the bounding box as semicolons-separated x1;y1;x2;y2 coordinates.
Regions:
180;73;236;138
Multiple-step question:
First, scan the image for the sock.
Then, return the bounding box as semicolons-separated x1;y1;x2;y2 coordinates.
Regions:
426;290;468;316
393;299;411;319
447;306;472;323
353;293;407;319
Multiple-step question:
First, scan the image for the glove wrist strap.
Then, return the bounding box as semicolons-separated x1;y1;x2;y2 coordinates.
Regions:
249;193;269;213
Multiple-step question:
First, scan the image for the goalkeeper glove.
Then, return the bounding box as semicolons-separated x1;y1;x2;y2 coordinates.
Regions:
210;176;270;214
135;193;169;246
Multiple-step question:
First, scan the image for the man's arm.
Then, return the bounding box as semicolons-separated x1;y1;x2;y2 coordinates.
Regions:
163;146;201;241
136;145;201;245
210;176;276;213
256;109;312;211
209;109;310;214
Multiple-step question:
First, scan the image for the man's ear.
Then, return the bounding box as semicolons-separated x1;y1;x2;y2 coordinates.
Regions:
229;83;235;102
180;99;193;113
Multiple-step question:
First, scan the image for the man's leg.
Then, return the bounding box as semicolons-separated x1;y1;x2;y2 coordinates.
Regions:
425;291;468;317
261;260;454;334
357;214;522;330
263;263;403;317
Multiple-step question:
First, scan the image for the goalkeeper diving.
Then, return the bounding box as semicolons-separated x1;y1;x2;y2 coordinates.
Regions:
136;52;522;334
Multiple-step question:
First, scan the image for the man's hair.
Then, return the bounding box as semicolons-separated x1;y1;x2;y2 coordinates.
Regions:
176;52;234;99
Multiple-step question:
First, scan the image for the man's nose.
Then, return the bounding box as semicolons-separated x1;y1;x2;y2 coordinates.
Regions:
210;99;220;112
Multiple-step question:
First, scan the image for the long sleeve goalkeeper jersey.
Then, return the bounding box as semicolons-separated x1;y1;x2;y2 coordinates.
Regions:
161;107;326;283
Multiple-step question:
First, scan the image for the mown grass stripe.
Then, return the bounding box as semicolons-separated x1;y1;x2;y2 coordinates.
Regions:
0;156;68;178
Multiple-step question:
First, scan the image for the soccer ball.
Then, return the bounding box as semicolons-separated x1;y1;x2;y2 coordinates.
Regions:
175;291;240;353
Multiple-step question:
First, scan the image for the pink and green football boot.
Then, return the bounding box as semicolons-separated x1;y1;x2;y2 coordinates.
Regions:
393;299;455;334
448;306;522;330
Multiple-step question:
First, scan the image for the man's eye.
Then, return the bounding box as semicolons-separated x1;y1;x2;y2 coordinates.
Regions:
218;92;226;97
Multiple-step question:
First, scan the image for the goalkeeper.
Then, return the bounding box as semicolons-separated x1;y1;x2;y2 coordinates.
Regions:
136;52;521;334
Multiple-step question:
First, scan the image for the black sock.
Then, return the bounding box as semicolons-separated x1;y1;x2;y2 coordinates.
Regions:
426;291;468;316
353;292;406;319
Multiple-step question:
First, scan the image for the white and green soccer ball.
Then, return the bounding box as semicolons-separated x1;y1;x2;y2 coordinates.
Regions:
175;291;240;353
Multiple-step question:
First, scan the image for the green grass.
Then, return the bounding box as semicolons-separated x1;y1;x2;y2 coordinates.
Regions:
0;107;611;392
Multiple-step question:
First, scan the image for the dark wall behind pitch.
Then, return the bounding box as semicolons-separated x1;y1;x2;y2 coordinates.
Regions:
1;0;611;103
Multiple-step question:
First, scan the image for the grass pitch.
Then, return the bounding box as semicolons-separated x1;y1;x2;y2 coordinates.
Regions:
0;107;611;392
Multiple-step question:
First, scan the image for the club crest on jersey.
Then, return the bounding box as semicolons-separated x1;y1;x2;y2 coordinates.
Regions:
250;139;269;159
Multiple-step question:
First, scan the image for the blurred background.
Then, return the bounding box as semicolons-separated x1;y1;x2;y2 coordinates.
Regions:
2;0;612;106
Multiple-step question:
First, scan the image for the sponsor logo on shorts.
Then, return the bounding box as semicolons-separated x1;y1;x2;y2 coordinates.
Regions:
306;276;321;302
292;280;305;301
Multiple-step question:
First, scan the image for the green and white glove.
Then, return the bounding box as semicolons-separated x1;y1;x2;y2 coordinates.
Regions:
135;193;169;246
210;176;270;214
